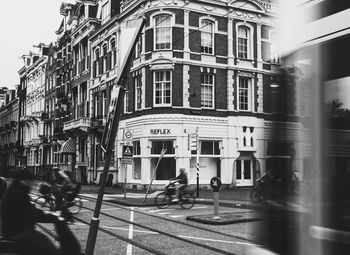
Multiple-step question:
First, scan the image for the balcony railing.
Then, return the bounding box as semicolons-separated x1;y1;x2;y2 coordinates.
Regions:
63;117;90;132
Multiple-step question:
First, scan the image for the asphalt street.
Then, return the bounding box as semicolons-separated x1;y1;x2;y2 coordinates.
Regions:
31;192;267;255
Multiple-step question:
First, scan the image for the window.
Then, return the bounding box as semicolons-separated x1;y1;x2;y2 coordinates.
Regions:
201;20;214;54
95;49;100;76
132;141;141;180
200;141;220;155
150;140;175;180
102;90;107;117
101;3;109;22
154;70;171;106
238;77;252;111
110;38;116;67
270;31;279;63
133;141;141;155
135;37;142;59
135;74;142;110
238;27;249;59
154;15;171;50
102;44;108;73
124;90;129;113
151;140;174;154
201;73;214;108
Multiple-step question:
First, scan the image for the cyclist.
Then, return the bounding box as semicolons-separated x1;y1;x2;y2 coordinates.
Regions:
171;168;188;202
51;168;81;220
1;168;81;255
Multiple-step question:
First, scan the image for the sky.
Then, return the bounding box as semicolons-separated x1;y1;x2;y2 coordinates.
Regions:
0;0;74;89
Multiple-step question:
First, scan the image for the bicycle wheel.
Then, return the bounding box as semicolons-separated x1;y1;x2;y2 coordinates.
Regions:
67;196;83;215
179;192;195;209
33;195;56;211
250;188;262;203
155;192;170;209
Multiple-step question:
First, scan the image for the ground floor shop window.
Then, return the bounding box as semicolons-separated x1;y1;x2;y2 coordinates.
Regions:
151;157;176;180
133;158;141;180
150;140;175;180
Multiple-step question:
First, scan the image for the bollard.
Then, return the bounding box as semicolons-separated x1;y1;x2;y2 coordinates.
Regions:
213;190;220;219
210;177;222;220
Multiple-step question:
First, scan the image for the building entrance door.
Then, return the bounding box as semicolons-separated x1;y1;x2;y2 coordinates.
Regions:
235;159;254;186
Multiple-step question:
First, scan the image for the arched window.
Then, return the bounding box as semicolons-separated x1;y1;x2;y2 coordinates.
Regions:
110;38;116;67
201;19;214;54
154;14;171;50
237;26;250;59
94;49;100;76
102;44;108;73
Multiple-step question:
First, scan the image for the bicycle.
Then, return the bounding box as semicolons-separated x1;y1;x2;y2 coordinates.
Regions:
155;182;196;209
33;182;83;215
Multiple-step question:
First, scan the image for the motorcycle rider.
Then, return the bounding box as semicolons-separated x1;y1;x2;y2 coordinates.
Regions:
171;168;188;202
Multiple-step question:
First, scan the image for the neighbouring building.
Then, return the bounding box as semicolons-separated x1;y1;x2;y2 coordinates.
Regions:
19;44;49;177
0;89;18;176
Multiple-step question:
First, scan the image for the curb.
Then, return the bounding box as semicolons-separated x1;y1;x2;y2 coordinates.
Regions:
186;214;263;225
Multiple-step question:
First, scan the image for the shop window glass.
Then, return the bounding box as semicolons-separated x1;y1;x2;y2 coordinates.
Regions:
151;140;174;154
200;141;220;155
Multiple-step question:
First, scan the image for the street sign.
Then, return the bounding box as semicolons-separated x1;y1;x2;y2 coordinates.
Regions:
124;129;133;139
210;177;222;192
188;133;197;151
122;145;133;157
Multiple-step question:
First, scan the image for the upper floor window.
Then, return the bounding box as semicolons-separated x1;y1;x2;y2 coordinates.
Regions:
154;15;171;50
101;3;109;23
238;77;252;111
124;90;129;113
95;49;100;76
201;73;214;108
102;44;108;73
110;38;116;67
135;37;142;59
237;27;250;59
201;20;214;54
154;70;171;106
270;31;280;64
134;74;142;110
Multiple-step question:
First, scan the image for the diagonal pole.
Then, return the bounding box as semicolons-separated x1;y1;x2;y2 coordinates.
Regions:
143;148;167;202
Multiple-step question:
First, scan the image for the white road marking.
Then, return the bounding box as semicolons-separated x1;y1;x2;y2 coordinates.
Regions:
126;207;134;255
148;209;174;213
170;215;183;218
192;206;208;210
79;208;120;213
158;212;172;215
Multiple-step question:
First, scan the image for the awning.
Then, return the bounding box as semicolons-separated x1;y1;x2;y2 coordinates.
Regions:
60;138;76;154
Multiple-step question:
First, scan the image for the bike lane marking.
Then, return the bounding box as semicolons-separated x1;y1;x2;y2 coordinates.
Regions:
126;207;134;255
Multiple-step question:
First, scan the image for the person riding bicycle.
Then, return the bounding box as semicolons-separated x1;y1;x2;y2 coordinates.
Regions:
51;168;81;220
2;168;81;255
171;168;188;202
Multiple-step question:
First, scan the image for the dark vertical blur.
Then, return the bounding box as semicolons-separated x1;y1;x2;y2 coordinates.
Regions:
261;1;350;255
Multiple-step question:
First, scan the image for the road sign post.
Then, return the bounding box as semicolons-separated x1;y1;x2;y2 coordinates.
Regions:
210;177;222;219
143;148;167;203
186;128;199;197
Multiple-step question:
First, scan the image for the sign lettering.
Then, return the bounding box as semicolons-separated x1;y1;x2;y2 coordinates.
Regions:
150;129;171;135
